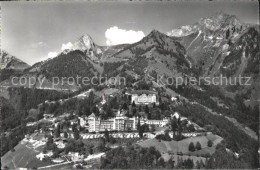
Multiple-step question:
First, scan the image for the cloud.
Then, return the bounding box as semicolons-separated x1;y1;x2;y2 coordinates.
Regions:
61;42;73;51
125;21;136;24
105;26;145;46
48;52;58;58
31;41;47;48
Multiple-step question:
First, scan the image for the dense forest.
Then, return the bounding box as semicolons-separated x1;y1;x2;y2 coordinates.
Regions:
172;102;258;168
0;69;22;82
0;97;27;156
7;87;73;111
100;146;164;169
40;50;96;81
169;84;258;132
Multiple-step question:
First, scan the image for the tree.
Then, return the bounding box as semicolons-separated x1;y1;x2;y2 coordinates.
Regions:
64;132;68;138
158;157;165;168
74;129;80;140
138;105;142;112
196;159;205;169
37;110;44;120
138;124;144;138
207;140;213;147
127;94;131;102
184;158;194;169
72;123;77;132
132;101;136;107
106;104;113;118
145;105;151;119
181;119;188;132
122;103;128;110
188;142;195;152
177;123;182;137
97;142;106;152
187;124;195;132
92;105;99;115
206;156;215;169
145;105;149;114
54;123;60;138
167;158;175;168
75;164;83;169
104;129;110;142
137;118;141;131
171;118;178;137
109;136;116;144
196;142;202;150
164;129;172;141
176;96;180;102
133;108;137;116
226;29;230;39
88;91;95;106
159;97;162;103
45;136;57;151
88;146;94;155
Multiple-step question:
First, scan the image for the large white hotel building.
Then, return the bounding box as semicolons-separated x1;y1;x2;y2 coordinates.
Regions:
87;110;169;132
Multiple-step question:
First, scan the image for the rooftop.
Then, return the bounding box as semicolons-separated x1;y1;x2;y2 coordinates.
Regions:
128;90;158;95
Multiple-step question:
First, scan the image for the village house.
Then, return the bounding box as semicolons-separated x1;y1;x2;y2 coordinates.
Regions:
43;114;54;119
52;158;64;163
36;151;53;161
68;152;84;162
78;116;88;127
127;90;159;105
54;139;66;149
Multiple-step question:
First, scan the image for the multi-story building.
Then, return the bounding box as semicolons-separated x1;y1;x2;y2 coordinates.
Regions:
78;116;87;127
127;90;159;105
87;110;169;132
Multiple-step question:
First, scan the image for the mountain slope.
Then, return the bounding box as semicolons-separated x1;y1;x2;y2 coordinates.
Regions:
0;51;30;82
104;30;190;80
0;51;30;70
166;13;259;133
167;13;259;91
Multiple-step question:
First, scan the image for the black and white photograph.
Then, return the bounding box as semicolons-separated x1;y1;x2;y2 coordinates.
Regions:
0;0;259;169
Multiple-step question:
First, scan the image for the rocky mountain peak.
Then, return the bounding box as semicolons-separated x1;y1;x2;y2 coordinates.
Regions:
167;25;196;37
167;12;242;37
73;33;96;52
199;12;241;31
149;29;163;37
146;29;168;42
0;51;30;70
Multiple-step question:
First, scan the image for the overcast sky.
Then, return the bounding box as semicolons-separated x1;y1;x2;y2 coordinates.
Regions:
1;0;259;65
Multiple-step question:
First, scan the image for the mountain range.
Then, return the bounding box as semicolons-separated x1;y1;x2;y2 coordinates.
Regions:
0;13;259;106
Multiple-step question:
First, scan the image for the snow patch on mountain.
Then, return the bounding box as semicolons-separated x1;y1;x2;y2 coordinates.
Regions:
167;25;195;37
187;31;202;50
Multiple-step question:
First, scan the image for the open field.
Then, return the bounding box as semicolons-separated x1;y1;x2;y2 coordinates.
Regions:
138;138;169;153
1;140;54;169
137;133;223;155
94;88;120;97
138;134;222;165
185;146;217;156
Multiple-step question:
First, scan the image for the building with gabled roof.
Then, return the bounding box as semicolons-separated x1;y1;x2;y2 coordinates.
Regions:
127;90;159;105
